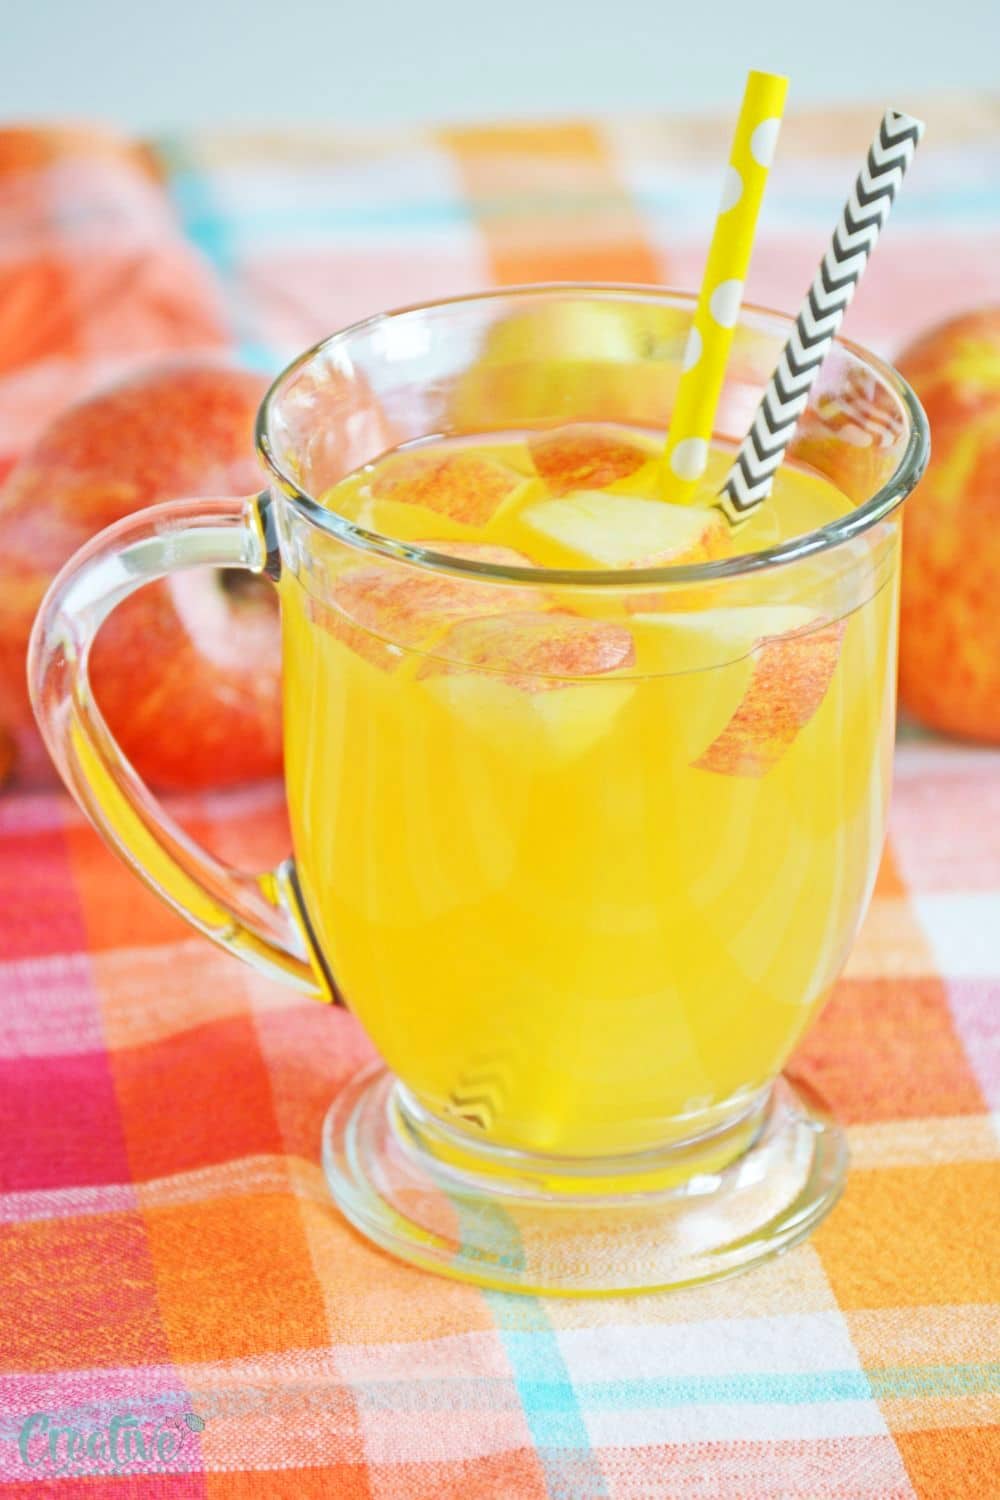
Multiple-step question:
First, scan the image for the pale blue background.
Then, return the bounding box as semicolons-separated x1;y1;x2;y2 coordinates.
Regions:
1;0;997;127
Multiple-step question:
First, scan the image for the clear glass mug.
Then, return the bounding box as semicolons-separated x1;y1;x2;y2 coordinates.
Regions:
30;288;928;1294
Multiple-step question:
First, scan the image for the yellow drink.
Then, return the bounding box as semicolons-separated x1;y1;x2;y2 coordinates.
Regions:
281;424;896;1158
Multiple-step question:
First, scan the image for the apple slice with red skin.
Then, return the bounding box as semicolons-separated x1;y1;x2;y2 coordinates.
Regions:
319;541;545;667
419;609;635;687
633;606;846;776
528;426;653;495
696;619;846;776
370;449;533;527
417;610;637;761
306;596;404;676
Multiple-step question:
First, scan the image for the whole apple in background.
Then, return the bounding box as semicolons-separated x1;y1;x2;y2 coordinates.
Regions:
896;310;1000;743
450;301;684;431
0;360;283;790
0;724;13;789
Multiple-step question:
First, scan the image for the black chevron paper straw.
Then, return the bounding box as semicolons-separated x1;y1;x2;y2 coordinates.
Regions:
718;109;924;523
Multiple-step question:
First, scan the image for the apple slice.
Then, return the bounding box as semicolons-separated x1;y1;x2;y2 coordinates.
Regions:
418;610;636;761
370;448;534;527
423;609;635;684
528;426;654;495
696;618;844;777
634;606;845;775
519;491;729;569
323;542;543;666
307;595;404;674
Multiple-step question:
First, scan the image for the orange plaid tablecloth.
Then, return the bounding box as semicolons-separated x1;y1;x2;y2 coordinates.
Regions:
1;106;999;1499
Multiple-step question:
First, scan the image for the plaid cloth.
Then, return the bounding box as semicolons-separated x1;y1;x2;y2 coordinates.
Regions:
1;105;999;1499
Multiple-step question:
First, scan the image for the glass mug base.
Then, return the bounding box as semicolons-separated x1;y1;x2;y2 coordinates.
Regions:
321;1063;847;1296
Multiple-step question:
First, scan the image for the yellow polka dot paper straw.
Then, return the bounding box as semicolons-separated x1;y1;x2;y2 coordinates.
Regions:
661;69;788;504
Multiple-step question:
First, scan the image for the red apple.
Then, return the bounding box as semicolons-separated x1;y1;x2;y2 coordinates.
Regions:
0;360;280;789
0;723;13;789
896;309;1000;742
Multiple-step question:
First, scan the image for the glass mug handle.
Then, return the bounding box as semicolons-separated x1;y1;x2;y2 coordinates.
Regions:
28;492;325;999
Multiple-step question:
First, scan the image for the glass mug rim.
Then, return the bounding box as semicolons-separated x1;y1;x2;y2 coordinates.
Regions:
254;282;929;591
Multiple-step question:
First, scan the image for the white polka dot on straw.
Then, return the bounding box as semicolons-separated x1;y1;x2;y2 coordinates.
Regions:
682;327;703;371
669;437;709;480
660;69;788;501
719;166;743;212
750;118;782;167
709;279;743;328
